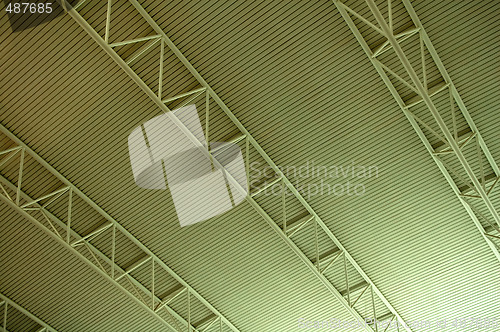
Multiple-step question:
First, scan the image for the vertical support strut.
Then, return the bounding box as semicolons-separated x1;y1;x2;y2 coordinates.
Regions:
282;179;286;233
187;289;191;332
111;224;116;280
158;39;164;99
314;218;320;272
2;302;6;332
66;188;72;244
151;258;155;310
344;252;350;307
205;91;210;148
104;0;111;43
15;148;24;206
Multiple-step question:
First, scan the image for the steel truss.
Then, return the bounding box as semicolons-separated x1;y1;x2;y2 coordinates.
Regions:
332;0;500;262
0;293;58;332
0;126;237;332
42;0;415;330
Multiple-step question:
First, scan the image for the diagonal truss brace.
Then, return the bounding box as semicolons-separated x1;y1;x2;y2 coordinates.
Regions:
0;126;238;332
332;0;500;263
0;293;58;332
0;170;190;332
56;0;414;330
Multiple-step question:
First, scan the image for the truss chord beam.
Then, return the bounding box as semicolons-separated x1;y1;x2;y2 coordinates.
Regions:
0;178;177;331
332;0;500;268
56;0;415;329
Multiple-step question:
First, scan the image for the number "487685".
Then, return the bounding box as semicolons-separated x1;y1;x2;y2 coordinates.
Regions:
5;2;52;14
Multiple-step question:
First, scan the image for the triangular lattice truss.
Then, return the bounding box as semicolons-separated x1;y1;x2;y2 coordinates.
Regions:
0;293;57;332
36;0;429;330
0;126;238;332
333;0;500;261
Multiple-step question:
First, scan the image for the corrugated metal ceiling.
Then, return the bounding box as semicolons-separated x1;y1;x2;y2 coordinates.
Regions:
0;201;168;331
1;0;499;331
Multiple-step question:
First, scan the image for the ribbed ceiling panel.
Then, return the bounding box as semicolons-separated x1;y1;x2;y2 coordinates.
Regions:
1;0;499;331
0;202;168;331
